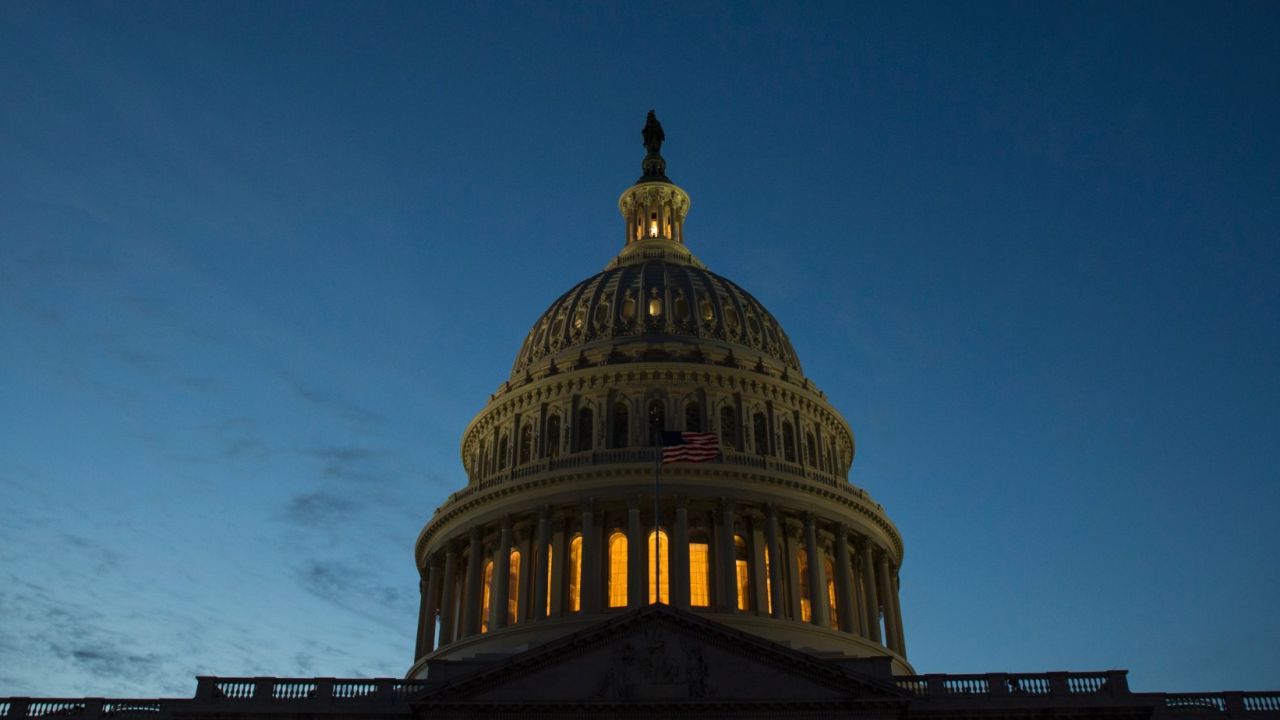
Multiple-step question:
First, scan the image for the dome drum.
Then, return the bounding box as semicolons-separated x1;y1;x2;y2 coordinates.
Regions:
412;491;909;674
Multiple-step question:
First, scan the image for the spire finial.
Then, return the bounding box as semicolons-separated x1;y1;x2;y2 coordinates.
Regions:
639;110;669;182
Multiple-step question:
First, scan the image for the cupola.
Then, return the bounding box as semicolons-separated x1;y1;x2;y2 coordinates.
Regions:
617;111;691;252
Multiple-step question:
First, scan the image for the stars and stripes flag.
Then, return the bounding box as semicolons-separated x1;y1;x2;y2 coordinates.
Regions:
660;431;720;464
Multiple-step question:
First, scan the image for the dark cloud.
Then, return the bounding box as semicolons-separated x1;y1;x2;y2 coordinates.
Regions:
288;378;386;427
295;559;408;629
284;491;358;527
304;444;382;483
62;645;165;683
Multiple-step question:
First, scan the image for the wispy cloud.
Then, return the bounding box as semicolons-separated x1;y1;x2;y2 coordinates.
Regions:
283;490;358;527
288;377;386;427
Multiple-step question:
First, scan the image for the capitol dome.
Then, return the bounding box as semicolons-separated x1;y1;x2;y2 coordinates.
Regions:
409;113;910;677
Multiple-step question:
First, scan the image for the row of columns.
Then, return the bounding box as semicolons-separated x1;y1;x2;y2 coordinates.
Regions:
414;500;906;661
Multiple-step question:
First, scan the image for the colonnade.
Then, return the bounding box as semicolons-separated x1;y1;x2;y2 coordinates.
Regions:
414;497;906;662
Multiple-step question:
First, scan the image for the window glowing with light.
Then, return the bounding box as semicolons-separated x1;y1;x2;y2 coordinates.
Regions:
798;548;812;622
764;545;773;614
608;531;628;608
648;529;670;604
825;554;839;630
568;535;582;612
480;559;494;633
689;540;711;607
734;534;751;611
545;544;553;616
508;548;521;625
649;213;659;238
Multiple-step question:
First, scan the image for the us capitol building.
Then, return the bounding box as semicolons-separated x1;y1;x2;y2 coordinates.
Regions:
4;114;1276;720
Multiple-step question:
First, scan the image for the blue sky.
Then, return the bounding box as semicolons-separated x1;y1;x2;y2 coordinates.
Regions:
2;0;1277;697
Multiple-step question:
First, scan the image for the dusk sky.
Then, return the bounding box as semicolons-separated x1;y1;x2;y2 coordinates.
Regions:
2;1;1278;698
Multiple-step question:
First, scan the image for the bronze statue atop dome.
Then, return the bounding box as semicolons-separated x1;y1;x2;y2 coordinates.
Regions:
642;110;665;154
639;110;670;182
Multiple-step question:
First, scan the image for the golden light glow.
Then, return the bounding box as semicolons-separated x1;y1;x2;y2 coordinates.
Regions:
480;559;494;633
825;555;839;630
798;549;812;622
545;544;553;617
568;535;582;612
734;535;750;612
689;541;711;607
508;549;521;625
608;531;628;608
764;546;773;614
648;529;669;604
649;297;663;317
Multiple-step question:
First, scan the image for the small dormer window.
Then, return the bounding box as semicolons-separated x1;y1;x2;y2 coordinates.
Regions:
648;288;663;318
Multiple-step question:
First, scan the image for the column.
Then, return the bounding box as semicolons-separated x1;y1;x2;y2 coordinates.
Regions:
491;518;513;630
628;500;644;607
549;519;567;617
581;499;601;613
438;546;459;645
716;498;737;612
417;556;442;656
784;526;802;620
673;498;690;609
892;570;908;659
533;508;552;621
765;505;785;618
749;515;768;615
877;553;901;653
461;530;484;637
804;513;830;627
859;538;882;643
414;565;430;660
834;525;855;634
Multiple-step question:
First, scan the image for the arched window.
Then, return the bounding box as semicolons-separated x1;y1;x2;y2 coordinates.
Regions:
577;408;593;452
612;402;629;448
497;433;509;471
545;543;554;617
684;401;701;432
608;531;628;608
753;413;769;456
719;406;736;451
734;534;751;612
797;548;812;622
545;415;561;458
805;432;817;468
647;399;665;442
825;553;839;630
480;559;494;633
689;531;712;608
782;421;797;463
508;548;521;624
568;535;583;612
519;424;533;465
648;529;670;604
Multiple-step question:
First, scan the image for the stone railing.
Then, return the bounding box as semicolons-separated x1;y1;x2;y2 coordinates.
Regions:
895;671;1128;699
893;672;1280;719
446;447;865;509
0;678;429;720
4;676;1278;719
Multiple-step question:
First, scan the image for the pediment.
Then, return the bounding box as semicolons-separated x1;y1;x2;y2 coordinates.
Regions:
418;605;908;706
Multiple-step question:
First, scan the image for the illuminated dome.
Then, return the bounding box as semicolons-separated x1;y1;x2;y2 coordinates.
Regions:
510;258;804;382
410;113;909;678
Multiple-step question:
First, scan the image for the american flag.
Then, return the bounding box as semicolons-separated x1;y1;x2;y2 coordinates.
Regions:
660;431;720;464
